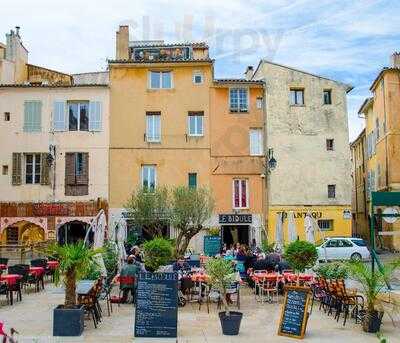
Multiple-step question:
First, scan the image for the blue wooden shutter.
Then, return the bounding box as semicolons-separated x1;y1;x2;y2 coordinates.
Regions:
89;101;102;131
53;101;66;131
24;101;42;132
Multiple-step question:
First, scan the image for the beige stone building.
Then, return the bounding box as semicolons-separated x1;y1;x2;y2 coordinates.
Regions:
252;61;353;242
0;28;109;246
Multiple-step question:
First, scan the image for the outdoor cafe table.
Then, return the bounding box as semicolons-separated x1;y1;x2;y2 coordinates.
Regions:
283;273;314;284
29;266;45;278
47;261;59;270
76;280;96;296
0;274;22;305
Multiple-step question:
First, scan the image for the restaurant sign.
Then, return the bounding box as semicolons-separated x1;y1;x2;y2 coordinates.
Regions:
219;214;252;224
277;211;322;220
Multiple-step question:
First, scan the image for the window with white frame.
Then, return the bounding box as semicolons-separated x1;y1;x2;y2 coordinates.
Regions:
193;71;203;84
249;129;263;155
142;165;156;191
233;179;248;209
25;153;41;184
318;219;334;231
68;101;89;131
188;111;204;136
146;112;161;142
230;88;248;112
150;71;172;89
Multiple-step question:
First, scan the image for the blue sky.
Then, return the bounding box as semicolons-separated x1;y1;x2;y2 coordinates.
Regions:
1;0;399;141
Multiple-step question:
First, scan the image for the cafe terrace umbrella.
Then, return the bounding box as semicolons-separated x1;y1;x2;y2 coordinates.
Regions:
85;210;107;276
275;212;284;251
287;211;297;242
116;218;127;271
304;213;315;243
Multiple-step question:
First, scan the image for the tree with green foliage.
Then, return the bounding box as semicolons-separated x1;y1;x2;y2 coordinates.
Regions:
346;259;400;328
206;258;236;315
125;186;170;237
283;240;318;274
142;237;173;272
47;242;103;308
171;186;214;257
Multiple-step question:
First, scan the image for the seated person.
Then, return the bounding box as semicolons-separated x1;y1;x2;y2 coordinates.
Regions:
172;258;190;272
119;256;141;303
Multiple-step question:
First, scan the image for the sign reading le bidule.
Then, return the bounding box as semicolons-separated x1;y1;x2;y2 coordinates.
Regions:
219;214;252;224
134;272;178;338
278;286;311;339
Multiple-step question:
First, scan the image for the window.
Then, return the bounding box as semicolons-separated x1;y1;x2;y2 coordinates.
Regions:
65;152;89;196
338;239;353;248
4;112;10;121
325;239;338;248
68;101;89;131
23;101;42;132
142;165;156;191
328;184;336;199
256;97;263;109
2;165;8;175
326;139;334;151
188;112;204;136
146;112;161;142
25;153;41;184
290;89;304;105
318;220;334;231
188;173;197;189
323;90;332;105
249;129;263;156
375;118;380;140
233;179;248;209
351;239;367;247
150;71;172;89
230;88;248;112
193;71;203;84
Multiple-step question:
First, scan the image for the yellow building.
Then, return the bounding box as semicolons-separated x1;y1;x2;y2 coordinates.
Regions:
109;26;213;249
357;52;400;250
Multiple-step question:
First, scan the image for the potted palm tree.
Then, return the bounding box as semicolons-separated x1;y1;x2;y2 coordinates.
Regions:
346;259;400;333
205;258;241;335
47;241;102;336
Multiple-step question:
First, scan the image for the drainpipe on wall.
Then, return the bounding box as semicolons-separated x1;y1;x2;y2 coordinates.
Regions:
262;79;269;240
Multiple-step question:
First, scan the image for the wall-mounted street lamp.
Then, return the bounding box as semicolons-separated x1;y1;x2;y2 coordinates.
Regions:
266;148;277;173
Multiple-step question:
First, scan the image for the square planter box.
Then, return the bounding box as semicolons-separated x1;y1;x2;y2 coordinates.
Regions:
53;305;84;336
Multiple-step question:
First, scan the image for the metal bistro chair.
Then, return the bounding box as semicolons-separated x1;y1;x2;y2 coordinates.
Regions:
335;279;364;326
253;270;267;301
260;273;279;303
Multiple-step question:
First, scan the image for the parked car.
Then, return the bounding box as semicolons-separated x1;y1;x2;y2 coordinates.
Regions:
316;237;370;261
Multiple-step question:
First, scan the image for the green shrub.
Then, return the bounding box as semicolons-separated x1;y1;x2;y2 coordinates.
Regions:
143;237;173;272
314;262;349;280
261;239;275;254
102;241;119;277
83;261;102;280
283;240;318;273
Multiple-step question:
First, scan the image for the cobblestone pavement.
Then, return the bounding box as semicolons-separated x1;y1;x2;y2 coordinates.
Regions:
1;283;399;343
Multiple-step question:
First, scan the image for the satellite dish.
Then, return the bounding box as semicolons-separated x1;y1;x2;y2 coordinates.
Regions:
382;207;399;224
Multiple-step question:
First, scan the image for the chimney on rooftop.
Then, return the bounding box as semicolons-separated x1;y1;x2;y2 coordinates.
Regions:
116;25;129;60
245;66;254;80
15;26;20;37
391;52;400;68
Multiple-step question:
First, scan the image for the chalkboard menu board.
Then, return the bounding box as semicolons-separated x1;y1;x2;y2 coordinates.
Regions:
134;272;178;338
278;286;311;339
203;235;221;256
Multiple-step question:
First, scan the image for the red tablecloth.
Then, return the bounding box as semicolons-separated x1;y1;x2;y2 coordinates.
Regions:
29;267;45;277
0;274;22;286
283;273;314;283
252;273;282;283
0;264;7;270
47;261;59;270
191;273;209;282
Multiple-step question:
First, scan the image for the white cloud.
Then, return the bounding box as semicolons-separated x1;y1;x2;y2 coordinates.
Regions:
1;0;399;141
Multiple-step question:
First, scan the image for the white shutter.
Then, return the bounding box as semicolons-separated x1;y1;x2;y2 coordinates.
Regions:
89;101;102;131
53;101;66;131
